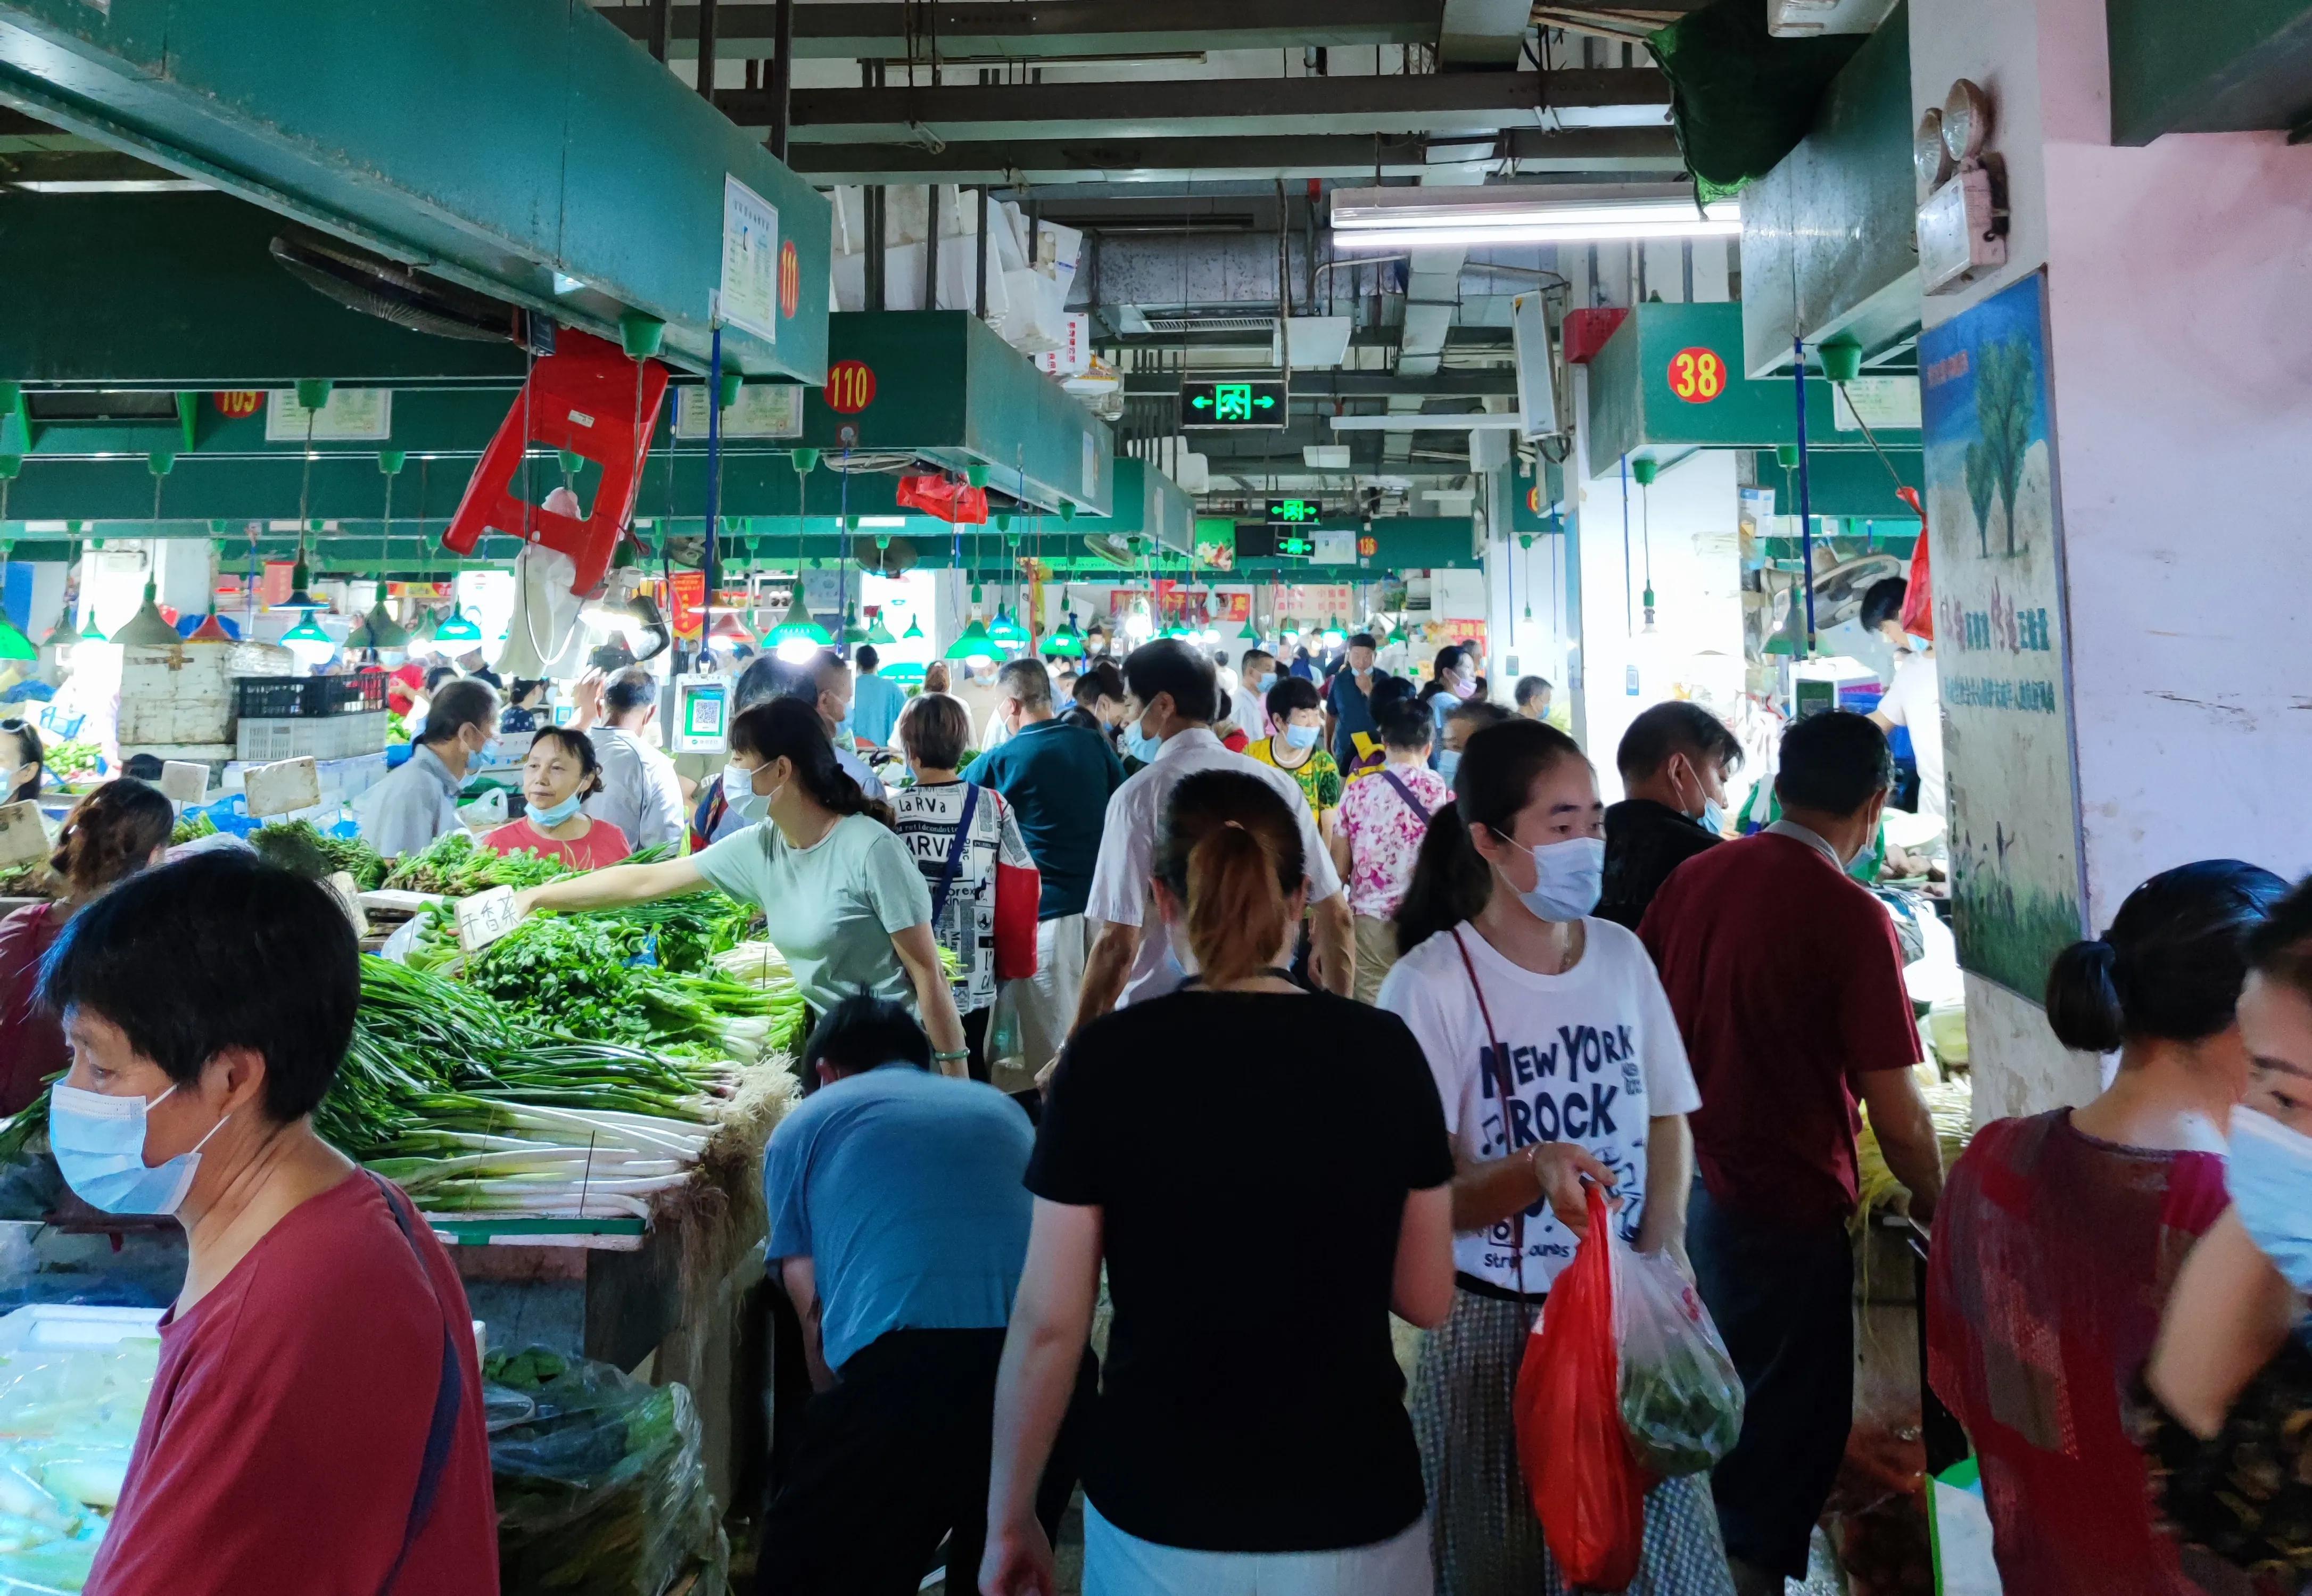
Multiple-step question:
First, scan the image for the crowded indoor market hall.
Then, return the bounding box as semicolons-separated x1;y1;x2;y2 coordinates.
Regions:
0;0;2300;1591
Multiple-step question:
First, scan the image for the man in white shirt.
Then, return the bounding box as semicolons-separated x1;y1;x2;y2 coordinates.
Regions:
1069;639;1352;1046
1232;648;1276;742
575;666;687;849
1861;578;1944;822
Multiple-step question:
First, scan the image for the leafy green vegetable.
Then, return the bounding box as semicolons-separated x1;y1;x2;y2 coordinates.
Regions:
381;830;571;896
251;820;389;891
170;812;217;845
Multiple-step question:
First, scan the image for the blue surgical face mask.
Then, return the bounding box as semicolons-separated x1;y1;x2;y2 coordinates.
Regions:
1906;633;1933;655
51;1083;230;1216
530;792;585;829
1123;716;1165;763
1494;835;1605;923
1701;798;1729;837
2230;1105;2312;1294
1245;672;1270;696
1282;722;1318;750
1436;749;1462;784
479;735;503;766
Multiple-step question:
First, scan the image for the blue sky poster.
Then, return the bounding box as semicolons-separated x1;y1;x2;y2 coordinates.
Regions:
1918;271;2086;999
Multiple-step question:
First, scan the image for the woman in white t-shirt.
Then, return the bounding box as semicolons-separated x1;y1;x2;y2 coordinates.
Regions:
1375;716;1732;1596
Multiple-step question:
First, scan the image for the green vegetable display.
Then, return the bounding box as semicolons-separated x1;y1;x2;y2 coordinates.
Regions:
463;915;778;1061
250;820;389;891
170;812;217;845
381;830;572;896
0;864;55;899
40;741;101;781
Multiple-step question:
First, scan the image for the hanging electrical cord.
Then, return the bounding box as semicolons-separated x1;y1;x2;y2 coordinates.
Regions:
836;448;854;651
1619;453;1633;634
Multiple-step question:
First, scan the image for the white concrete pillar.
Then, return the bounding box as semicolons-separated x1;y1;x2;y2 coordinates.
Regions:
1912;0;2312;1117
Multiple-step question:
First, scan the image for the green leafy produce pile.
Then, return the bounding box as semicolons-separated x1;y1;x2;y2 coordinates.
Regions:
462;914;781;1062
250;819;389;891
170;811;217;845
0;956;741;1220
485;1347;728;1596
381;829;572;895
0;863;57;898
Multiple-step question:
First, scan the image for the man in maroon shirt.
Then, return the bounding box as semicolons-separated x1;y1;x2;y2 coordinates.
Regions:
1640;710;1944;1596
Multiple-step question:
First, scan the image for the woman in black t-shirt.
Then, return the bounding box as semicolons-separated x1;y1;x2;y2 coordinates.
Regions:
980;770;1456;1596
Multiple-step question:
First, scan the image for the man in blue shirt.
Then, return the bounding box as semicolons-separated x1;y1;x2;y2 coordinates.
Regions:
849;644;906;749
971;658;1127;1096
1322;631;1384;768
758;997;1094;1596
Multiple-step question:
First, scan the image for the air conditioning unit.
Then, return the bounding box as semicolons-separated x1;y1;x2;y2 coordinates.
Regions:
1768;0;1900;35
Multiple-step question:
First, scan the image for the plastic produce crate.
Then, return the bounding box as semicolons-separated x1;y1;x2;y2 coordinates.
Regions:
232;676;305;719
0;1302;163;1355
303;675;388;716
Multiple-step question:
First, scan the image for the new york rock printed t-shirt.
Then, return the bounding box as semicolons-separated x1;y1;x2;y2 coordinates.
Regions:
1377;917;1702;1293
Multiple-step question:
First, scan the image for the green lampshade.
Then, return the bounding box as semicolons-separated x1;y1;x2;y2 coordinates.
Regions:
1043;615;1085;659
110;581;184;648
1322;615;1346;646
0;618;36;663
433;605;483;644
362;601;410;650
902;614;923;640
944;617;998;664
1238;618;1262;641
841;604;872;646
987;606;1028;648
767;609;835;663
274;557;326;613
864;609;898;646
281;612;335;646
343;611;373;650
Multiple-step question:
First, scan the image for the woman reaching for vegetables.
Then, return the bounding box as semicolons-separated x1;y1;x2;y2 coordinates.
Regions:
484;726;632;871
514;697;972;1074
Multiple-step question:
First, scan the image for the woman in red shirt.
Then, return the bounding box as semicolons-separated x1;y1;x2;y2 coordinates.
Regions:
1928;859;2287;1596
484;725;633;871
0;777;174;1114
44;851;497;1596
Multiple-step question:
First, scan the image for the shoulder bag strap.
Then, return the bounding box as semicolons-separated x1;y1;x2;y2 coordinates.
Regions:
1450;928;1531;1305
368;1173;466;1596
929;782;982;923
1377;768;1435;830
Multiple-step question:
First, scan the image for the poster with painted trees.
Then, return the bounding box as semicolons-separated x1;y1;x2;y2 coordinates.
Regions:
1919;271;2087;999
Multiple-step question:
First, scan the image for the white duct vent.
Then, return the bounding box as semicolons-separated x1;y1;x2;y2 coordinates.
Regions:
1133;313;1278;336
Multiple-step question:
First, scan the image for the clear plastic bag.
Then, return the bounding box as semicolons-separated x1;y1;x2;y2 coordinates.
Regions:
483;1347;729;1596
1614;1244;1745;1478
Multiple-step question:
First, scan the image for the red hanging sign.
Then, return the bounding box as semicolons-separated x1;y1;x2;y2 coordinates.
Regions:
666;571;707;640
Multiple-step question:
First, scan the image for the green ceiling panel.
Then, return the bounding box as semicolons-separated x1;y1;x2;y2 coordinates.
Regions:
1747;448;1922;519
2108;0;2312;144
1586;301;1917;470
0;0;829;382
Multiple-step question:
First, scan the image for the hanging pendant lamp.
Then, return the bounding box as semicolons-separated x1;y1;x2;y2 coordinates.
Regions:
432;605;483;644
1043;614;1085;659
944;616;998;664
109;580;184;648
864;608;898;647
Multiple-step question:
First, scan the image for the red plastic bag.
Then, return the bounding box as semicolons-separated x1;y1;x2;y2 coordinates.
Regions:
1516;1183;1646;1590
1895;486;1933;641
894;472;989;525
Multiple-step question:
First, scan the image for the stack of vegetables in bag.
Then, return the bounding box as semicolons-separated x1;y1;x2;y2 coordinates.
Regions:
484;1347;728;1596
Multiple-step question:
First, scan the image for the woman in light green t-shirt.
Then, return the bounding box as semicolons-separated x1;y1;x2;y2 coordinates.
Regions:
515;698;971;1074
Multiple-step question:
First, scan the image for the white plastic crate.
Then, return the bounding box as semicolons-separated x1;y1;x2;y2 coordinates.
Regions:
0;1303;163;1355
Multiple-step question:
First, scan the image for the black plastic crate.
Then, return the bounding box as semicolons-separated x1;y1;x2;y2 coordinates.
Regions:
302;674;389;716
233;677;307;718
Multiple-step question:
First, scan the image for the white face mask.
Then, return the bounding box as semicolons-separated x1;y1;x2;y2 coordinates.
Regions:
1493;836;1606;923
722;762;773;823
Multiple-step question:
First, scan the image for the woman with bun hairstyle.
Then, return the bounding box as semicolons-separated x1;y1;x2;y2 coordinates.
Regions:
516;697;969;1069
981;770;1455;1596
0;776;174;1113
1927;858;2287;1596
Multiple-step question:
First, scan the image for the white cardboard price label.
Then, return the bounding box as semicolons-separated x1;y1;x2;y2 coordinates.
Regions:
0;803;46;869
243;757;320;818
159;761;209;805
455;886;524;953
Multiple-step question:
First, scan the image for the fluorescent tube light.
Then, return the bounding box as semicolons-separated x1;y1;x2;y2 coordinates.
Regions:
1328;188;1738;250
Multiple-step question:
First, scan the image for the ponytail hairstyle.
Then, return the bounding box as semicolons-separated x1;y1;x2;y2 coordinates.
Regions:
1393;717;1588;955
1154;770;1304;987
0;720;42;805
527;725;605;799
2044;858;2288;1053
729;696;895;830
52;776;174;898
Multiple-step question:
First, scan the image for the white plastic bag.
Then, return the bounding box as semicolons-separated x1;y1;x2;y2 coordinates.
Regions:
1613;1244;1745;1477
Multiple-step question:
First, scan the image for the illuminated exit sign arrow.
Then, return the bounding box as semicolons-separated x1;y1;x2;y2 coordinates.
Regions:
1180;377;1289;429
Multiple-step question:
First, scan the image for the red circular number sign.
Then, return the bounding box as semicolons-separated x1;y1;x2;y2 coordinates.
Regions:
826;360;877;414
1357;535;1378;557
778;241;800;320
1525;484;1543;514
213;391;263;419
1667;347;1727;404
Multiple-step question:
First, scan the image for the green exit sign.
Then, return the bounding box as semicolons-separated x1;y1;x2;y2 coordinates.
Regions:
1266;498;1323;525
1276;535;1316;558
1181;378;1287;429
